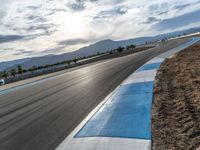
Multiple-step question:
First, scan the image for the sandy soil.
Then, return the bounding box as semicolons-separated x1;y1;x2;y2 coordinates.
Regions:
152;42;200;150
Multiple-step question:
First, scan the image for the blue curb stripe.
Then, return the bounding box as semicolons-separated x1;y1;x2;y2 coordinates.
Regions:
113;82;154;96
75;82;153;139
137;62;161;72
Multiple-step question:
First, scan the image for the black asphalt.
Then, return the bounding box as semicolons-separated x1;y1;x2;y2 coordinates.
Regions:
0;39;188;150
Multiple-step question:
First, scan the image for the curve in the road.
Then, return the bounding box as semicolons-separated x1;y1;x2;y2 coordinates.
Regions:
0;38;192;150
56;37;200;150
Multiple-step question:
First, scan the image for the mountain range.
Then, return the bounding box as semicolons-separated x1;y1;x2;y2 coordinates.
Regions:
1;27;200;71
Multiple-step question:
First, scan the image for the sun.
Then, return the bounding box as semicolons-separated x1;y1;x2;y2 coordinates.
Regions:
52;12;86;38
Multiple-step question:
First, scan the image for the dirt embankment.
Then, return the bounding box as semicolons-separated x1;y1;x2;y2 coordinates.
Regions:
152;42;200;150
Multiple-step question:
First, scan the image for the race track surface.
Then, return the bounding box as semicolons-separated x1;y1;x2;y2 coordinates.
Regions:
0;39;188;150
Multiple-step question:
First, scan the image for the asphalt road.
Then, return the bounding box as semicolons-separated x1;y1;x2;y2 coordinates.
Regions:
0;39;189;150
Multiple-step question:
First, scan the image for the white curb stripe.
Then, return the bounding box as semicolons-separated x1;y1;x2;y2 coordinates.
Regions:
57;137;151;150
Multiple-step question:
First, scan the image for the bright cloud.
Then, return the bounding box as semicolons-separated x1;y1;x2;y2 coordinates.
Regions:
0;0;200;62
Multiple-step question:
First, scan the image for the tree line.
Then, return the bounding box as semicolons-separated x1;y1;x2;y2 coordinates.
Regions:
0;44;136;78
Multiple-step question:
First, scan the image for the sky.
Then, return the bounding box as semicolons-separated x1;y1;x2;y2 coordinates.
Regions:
0;0;200;62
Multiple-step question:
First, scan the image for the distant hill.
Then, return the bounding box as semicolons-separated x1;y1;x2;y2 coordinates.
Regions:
1;26;200;71
3;37;154;71
0;58;31;71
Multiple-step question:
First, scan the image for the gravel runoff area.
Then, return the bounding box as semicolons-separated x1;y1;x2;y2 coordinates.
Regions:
152;41;200;150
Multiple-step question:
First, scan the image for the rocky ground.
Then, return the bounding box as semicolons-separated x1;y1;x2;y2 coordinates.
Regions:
152;42;200;150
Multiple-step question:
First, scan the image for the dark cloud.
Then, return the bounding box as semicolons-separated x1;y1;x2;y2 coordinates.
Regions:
26;15;47;23
94;7;127;20
26;5;41;10
13;49;34;56
173;2;200;15
157;11;169;16
174;4;190;10
68;0;85;12
116;7;127;15
174;4;191;15
143;17;161;24
155;9;200;31
26;23;57;35
0;35;25;43
38;46;65;55
59;38;88;46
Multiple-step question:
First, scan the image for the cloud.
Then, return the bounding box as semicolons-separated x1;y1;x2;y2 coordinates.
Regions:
1;0;200;62
47;9;66;13
93;7;128;20
13;49;34;56
38;46;66;55
26;15;47;23
0;11;6;20
157;11;169;16
155;9;200;31
174;4;190;10
116;7;128;15
26;23;57;35
0;47;13;52
0;35;25;43
59;38;88;46
68;0;85;12
26;5;41;10
143;17;161;24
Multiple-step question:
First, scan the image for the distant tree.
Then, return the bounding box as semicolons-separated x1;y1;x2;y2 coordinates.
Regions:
23;70;27;73
161;39;166;42
97;52;100;55
109;51;113;55
32;65;37;72
126;44;136;50
10;69;17;77
45;64;50;68
17;65;23;75
2;71;7;78
0;72;3;78
38;66;43;70
2;71;8;78
73;59;78;64
117;46;124;53
67;61;71;65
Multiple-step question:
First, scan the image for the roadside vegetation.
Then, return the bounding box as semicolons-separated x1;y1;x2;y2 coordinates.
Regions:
0;43;154;85
0;44;137;79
